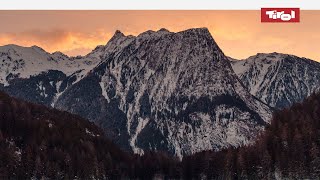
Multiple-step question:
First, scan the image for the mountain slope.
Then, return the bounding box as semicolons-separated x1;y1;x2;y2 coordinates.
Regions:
180;92;320;179
2;89;320;179
231;52;320;109
55;28;272;158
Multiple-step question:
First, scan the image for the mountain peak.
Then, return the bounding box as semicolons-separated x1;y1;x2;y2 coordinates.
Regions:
0;44;31;52
158;28;170;32
255;52;282;57
134;27;213;42
177;28;214;42
31;45;47;52
178;27;211;35
113;30;125;38
107;30;131;45
1;44;21;49
184;27;209;32
55;27;272;158
52;51;69;59
243;52;289;63
137;30;156;37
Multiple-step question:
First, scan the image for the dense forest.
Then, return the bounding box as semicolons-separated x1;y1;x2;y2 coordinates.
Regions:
0;91;178;179
1;91;320;179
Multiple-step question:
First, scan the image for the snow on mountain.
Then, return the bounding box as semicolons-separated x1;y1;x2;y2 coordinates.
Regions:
231;52;320;108
55;28;272;158
0;44;104;107
0;44;102;86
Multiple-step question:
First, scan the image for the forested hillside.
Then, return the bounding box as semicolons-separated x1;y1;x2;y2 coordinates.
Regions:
1;90;320;179
0;91;179;179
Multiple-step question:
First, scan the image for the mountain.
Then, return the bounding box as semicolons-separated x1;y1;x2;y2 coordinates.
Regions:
1;27;320;178
0;44;102;106
54;28;272;158
231;52;320;109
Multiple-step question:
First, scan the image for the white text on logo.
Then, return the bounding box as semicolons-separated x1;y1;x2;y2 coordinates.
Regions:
265;10;296;21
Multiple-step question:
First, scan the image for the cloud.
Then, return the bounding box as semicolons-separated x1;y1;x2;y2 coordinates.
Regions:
0;29;112;56
0;11;319;61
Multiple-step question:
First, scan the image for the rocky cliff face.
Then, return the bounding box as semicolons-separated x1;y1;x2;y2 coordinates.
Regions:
231;53;320;109
55;28;272;158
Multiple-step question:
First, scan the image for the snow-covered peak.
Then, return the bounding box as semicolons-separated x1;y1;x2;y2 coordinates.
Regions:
136;29;172;39
102;28;215;59
0;44;102;85
248;52;288;62
134;27;212;41
0;44;49;57
231;52;288;76
52;51;69;61
231;52;320;108
0;44;53;63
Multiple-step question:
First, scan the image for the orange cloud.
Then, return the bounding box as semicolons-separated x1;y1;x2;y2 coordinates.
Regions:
0;29;112;56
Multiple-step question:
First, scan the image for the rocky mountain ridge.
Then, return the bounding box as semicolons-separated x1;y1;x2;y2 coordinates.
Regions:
231;52;320;109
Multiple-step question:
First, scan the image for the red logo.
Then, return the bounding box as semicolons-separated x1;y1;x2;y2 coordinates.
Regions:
261;8;300;23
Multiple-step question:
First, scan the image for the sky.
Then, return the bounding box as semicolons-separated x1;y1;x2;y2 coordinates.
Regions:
0;10;319;61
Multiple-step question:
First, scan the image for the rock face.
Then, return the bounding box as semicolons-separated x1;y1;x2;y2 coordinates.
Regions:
231;53;320;109
54;28;272;158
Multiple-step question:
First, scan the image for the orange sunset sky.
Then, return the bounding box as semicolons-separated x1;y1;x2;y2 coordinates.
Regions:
0;10;319;61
